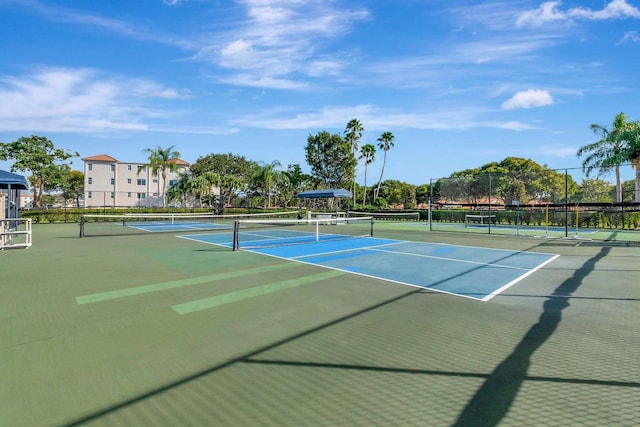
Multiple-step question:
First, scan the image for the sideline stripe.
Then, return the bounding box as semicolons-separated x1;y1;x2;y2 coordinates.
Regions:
172;270;345;314
76;263;297;305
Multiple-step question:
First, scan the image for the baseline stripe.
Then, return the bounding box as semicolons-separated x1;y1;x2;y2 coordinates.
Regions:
172;270;345;314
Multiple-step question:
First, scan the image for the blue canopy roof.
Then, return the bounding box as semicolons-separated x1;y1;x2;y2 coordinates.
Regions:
0;170;29;190
297;188;352;199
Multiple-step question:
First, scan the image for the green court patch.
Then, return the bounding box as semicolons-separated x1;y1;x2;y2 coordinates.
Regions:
172;269;345;314
76;263;298;304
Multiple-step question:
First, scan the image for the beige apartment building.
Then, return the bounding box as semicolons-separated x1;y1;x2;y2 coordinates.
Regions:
82;154;190;208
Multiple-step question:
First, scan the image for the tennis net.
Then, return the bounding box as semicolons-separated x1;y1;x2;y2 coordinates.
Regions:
348;211;420;221
232;216;374;250
79;211;299;237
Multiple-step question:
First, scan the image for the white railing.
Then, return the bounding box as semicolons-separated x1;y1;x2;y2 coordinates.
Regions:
0;218;32;250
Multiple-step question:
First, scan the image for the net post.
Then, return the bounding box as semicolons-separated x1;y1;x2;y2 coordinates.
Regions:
370;217;374;237
79;215;85;238
232;219;239;251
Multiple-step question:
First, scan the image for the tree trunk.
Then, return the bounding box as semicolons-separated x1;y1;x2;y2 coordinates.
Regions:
615;167;622;203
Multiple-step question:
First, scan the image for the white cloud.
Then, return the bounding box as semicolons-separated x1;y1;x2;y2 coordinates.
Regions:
231;104;524;132
199;1;369;88
500;121;535;131
516;1;566;27
0;68;188;132
569;0;640;20
502;89;554;110
619;30;640;43
516;0;640;27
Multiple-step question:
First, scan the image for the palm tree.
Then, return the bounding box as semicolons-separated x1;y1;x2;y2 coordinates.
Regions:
189;172;220;208
140;145;181;207
621;120;640;202
167;173;191;207
217;175;244;214
251;160;281;209
345;119;364;203
577;113;630;203
374;131;395;199
359;144;376;205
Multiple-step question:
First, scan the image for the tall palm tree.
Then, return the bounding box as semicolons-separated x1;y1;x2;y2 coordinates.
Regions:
345;119;364;203
621;120;640;202
374;131;395;199
577;113;630;203
140;145;181;207
359;144;376;205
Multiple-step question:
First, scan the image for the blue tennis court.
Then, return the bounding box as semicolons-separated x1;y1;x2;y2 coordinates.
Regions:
125;220;231;233
180;230;558;301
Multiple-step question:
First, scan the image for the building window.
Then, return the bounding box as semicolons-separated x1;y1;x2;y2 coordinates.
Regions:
127;165;132;171
110;192;114;199
110;164;115;172
139;166;146;172
127;178;131;184
137;179;146;185
169;179;177;186
127;192;131;198
88;192;92;199
88;163;93;171
153;179;158;184
137;193;146;199
110;178;115;185
88;177;92;185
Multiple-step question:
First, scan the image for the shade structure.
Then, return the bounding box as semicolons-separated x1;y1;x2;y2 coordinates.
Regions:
1;169;29;220
0;170;29;190
297;188;352;199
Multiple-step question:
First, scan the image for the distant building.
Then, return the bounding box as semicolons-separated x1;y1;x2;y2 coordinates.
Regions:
82;154;190;208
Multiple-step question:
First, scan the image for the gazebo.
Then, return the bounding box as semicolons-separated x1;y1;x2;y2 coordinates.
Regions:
297;188;352;216
0;169;29;220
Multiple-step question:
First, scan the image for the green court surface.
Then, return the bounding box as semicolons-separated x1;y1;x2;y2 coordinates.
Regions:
1;223;639;426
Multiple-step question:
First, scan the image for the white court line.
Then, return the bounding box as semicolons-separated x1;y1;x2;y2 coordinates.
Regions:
481;254;560;301
367;247;532;271
294;240;532;271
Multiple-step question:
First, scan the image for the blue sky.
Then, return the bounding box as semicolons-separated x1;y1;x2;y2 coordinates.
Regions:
1;0;640;185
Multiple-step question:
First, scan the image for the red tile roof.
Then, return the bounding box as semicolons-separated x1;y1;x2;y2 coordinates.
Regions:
81;155;189;166
81;154;119;162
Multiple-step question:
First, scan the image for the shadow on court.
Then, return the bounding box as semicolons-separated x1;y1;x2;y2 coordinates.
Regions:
451;246;611;427
62;287;430;426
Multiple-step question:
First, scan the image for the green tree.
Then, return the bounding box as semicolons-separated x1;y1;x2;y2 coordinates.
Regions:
374;131;394;199
359;144;376;205
250;160;282;209
576;178;614;203
167;173;191;207
190;153;256;182
305;131;356;189
577;112;632;203
0;135;78;207
416;184;430;207
619;120;640;202
344;118;364;202
139;145;181;207
280;164;312;207
622;179;635;202
60;170;85;207
189;171;220;208
217;175;244;213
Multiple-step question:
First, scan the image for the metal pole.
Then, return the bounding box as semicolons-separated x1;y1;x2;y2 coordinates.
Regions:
429;178;433;231
564;170;568;237
488;173;492;235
